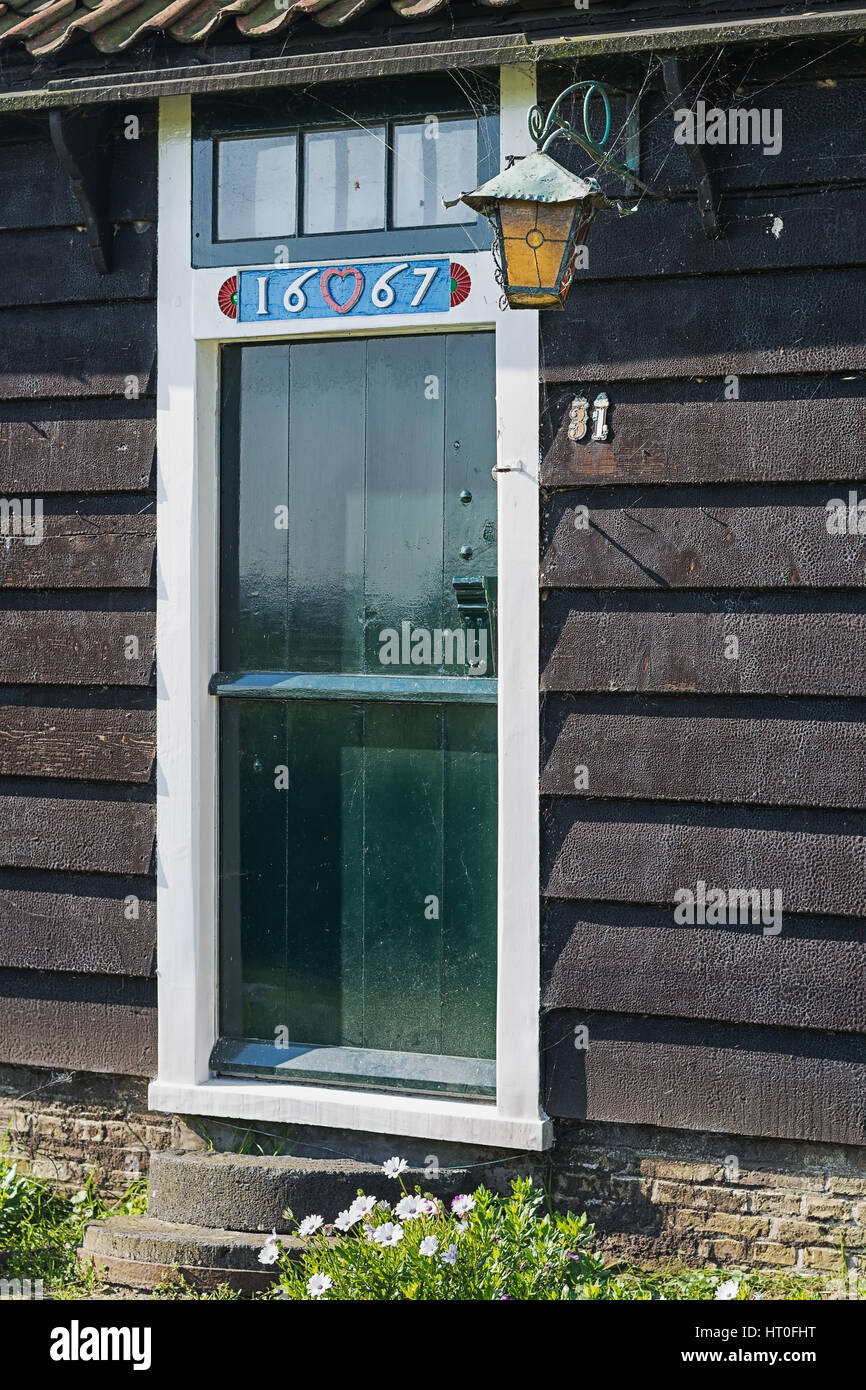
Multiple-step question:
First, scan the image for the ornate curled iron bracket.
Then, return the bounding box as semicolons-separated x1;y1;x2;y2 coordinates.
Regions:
527;81;668;202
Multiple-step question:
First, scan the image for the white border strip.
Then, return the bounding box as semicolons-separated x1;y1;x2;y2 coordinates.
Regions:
150;70;549;1150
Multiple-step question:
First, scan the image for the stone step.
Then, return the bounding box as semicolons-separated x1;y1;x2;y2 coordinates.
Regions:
78;1215;300;1293
148;1149;479;1233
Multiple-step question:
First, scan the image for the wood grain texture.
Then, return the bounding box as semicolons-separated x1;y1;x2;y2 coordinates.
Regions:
0;225;155;307
543;798;866;918
570;187;866;282
542;693;866;810
0;499;155;589
0;410;155;493
542;1011;866;1144
0;610;154;685
542;900;866;1033
0;968;156;1076
541;594;866;697
0;793;154;874
541;269;866;381
0;304;156;400
541;486;866;589
0;870;154;975
541;388;866;487
0;124;156;229
0;705;154;780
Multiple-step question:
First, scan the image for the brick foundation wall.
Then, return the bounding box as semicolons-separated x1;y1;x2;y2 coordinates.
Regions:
551;1121;866;1277
0;1065;190;1196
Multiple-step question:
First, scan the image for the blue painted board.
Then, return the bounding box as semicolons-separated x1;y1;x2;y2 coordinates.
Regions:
238;257;451;322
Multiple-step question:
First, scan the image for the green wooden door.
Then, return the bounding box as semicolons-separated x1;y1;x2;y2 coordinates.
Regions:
214;333;498;1097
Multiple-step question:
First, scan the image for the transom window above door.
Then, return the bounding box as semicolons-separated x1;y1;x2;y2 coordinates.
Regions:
192;76;498;266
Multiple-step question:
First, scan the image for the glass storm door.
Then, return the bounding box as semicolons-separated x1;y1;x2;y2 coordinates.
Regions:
213;332;498;1097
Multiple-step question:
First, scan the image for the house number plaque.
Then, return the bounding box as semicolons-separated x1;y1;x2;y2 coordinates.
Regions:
568;391;610;442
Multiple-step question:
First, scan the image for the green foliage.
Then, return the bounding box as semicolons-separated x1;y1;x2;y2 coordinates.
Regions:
275;1176;605;1301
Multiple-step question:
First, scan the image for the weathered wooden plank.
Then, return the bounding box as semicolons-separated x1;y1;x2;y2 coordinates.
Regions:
0;409;155;493
542;901;866;1033
0;500;155;589
543;80;866;197
543;798;866;917
0;610;154;685
0;793;154;874
0;870;154;975
572;187;866;282
541;486;866;589
541;269;866;381
541;595;866;697
0;705;154;780
542;1011;866;1144
541;389;866;486
541;693;866;810
0;125;156;229
0;225;154;307
0;303;156;400
0;968;156;1076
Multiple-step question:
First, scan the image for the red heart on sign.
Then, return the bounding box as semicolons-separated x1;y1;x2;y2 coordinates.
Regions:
320;266;364;315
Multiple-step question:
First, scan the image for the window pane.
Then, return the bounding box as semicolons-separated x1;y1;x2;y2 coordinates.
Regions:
392;118;477;228
217;134;297;241
303;126;386;234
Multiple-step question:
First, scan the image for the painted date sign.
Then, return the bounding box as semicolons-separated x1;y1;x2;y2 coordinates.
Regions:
224;257;468;323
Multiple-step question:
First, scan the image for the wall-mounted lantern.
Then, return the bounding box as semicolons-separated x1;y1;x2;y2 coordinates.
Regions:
453;81;651;310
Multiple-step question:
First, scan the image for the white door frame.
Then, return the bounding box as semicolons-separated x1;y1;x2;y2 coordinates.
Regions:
149;65;550;1150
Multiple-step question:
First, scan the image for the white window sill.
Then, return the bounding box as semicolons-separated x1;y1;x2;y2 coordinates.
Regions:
148;1078;553;1151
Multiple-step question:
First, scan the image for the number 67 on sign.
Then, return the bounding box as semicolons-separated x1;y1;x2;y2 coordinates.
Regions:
237;257;455;323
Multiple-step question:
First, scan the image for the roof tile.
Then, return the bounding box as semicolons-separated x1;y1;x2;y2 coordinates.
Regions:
0;0;520;55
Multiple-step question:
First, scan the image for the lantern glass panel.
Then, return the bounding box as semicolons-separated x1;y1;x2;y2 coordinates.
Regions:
497;197;580;296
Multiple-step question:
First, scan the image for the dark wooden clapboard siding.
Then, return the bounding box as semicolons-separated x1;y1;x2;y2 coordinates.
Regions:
0;704;154;780
0;112;158;1075
572;187;866;282
0;226;155;307
0;969;156;1077
0;497;155;588
542;694;866;810
542;902;866;1034
542;595;866;697
0;409;155;493
541;79;866;197
0;303;156;400
542;268;866;382
0;791;154;874
543;799;866;917
0;609;154;685
542;1012;866;1146
541;382;866;487
0;870;155;976
542;486;866;589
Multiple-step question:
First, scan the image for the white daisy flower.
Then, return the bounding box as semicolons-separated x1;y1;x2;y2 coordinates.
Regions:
451;1194;475;1218
715;1278;741;1301
372;1221;404;1247
297;1215;323;1238
394;1195;424;1221
440;1244;459;1266
333;1209;359;1232
258;1229;280;1266
348;1195;377;1220
419;1236;439;1257
307;1272;332;1298
382;1157;409;1179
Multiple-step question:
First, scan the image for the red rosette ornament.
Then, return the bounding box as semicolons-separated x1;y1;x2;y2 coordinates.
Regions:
218;275;239;319
449;262;471;307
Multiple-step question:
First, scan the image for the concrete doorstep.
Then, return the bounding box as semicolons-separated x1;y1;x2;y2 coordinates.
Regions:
77;1215;302;1293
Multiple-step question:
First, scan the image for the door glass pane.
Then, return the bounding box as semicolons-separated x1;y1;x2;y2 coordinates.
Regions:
216;134;297;241
217;333;498;1096
392;118;478;228
219;699;496;1060
303;126;386;234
